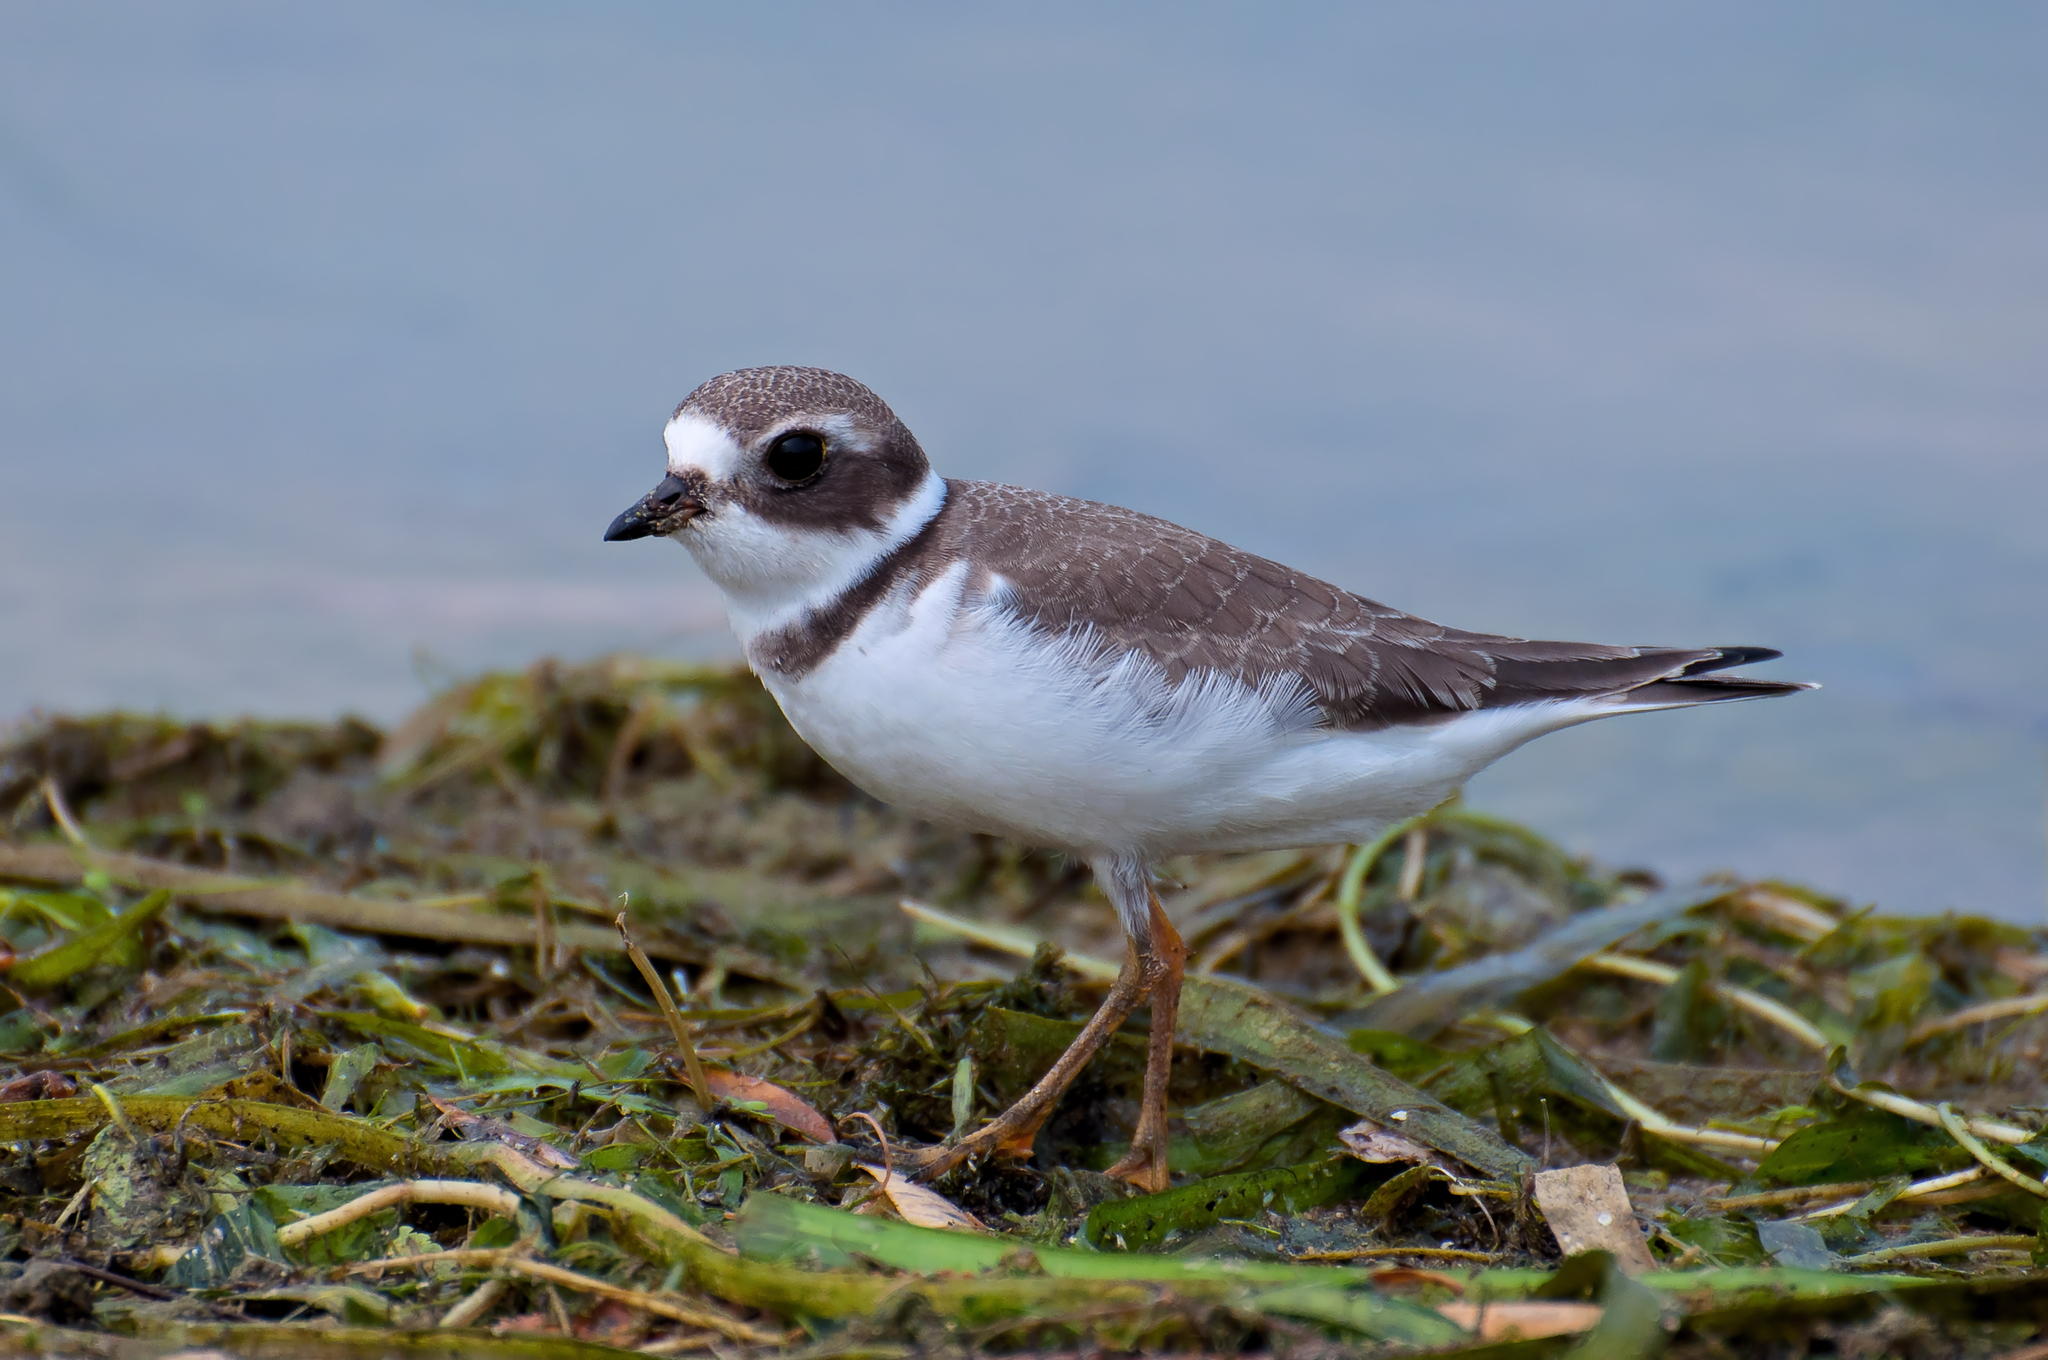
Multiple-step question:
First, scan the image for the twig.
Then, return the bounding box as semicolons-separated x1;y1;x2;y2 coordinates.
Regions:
1576;952;1831;1051
44;1259;176;1302
439;1275;510;1328
1796;1167;1987;1221
39;779;91;852
1727;887;1839;942
1291;1245;1497;1263
50;1177;92;1233
1397;826;1428;902
617;910;712;1110
1936;1102;2048;1200
1570;1065;1778;1156
898;899;1116;979
275;1179;526;1249
1827;1067;2037;1146
1843;1233;2040;1266
1709;1180;1877;1212
635;1332;728;1355
1906;990;2048;1046
1196;876;1334;975
349;1247;786;1344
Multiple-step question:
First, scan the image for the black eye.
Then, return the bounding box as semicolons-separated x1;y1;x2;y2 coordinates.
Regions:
763;430;827;483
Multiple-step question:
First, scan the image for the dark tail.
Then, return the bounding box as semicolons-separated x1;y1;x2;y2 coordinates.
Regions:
1610;646;1818;709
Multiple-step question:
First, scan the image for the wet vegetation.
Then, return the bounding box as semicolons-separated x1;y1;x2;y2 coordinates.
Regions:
1;656;2043;1357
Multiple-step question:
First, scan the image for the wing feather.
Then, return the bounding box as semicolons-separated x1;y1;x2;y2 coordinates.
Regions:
941;480;1804;729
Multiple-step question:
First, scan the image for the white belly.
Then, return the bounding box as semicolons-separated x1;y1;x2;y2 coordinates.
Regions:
751;564;1579;857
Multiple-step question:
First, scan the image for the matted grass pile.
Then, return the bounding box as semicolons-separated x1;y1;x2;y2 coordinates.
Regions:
0;656;2043;1358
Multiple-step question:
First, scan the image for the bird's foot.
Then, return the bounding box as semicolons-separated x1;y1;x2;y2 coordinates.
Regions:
1104;1140;1170;1195
904;1116;1044;1181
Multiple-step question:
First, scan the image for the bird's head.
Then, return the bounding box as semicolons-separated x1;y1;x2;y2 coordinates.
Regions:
605;366;939;615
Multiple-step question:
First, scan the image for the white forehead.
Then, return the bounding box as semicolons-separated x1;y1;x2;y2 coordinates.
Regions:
663;411;745;481
664;409;876;483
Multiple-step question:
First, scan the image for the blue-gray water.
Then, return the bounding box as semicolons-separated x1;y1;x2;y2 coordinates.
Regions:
3;3;2042;918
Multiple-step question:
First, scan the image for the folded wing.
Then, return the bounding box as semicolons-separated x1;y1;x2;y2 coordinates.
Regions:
944;480;1813;731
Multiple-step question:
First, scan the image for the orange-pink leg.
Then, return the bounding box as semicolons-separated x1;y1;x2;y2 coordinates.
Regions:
1105;893;1186;1193
908;941;1150;1181
910;890;1186;1191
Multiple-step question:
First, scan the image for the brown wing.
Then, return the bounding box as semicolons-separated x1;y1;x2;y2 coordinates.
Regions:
940;480;1800;730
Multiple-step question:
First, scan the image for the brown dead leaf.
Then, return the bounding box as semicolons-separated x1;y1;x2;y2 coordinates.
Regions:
703;1069;837;1144
855;1162;985;1231
1438;1300;1604;1341
1338;1118;1452;1169
0;1071;77;1101
1530;1163;1657;1275
1367;1267;1466;1294
490;1312;556;1335
572;1297;649;1345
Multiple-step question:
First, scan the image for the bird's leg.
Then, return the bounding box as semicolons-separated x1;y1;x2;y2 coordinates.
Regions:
907;941;1149;1181
1105;890;1186;1193
908;856;1183;1185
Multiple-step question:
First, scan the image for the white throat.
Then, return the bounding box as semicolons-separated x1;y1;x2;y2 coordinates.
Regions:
661;411;947;643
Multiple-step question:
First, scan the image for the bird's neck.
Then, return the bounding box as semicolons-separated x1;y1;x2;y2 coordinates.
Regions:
693;470;950;645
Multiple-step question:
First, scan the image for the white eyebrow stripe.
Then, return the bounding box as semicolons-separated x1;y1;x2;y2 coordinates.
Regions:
807;411;874;453
664;411;744;482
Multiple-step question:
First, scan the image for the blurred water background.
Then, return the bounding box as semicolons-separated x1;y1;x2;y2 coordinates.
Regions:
3;3;2042;918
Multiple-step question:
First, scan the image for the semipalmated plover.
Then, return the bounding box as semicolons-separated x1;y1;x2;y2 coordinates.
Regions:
605;365;1813;1190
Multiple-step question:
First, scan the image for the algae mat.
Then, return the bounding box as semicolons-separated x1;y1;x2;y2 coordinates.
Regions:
1;657;2044;1356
